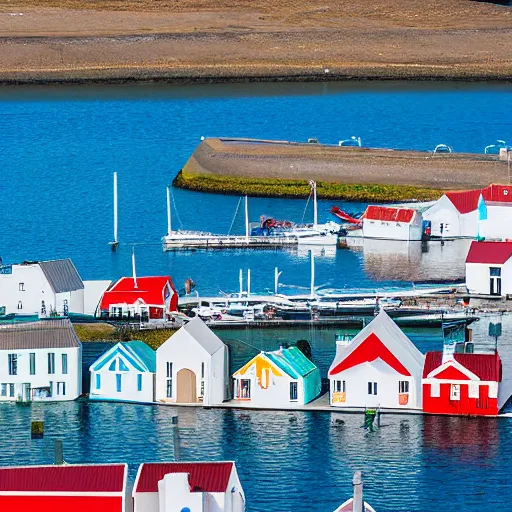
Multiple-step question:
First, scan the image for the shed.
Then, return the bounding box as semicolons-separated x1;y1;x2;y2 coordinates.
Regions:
132;461;245;512
0;463;127;512
422;351;502;416
155;317;228;405
233;346;321;407
362;205;423;241
90;341;156;403
328;311;425;409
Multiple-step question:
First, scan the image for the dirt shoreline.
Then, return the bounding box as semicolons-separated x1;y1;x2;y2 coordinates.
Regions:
1;1;512;84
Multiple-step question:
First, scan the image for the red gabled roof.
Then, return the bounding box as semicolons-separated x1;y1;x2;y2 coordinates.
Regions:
100;276;174;310
0;464;126;493
364;205;415;223
423;352;502;382
135;462;234;493
329;332;411;376
446;184;512;214
465;241;512;264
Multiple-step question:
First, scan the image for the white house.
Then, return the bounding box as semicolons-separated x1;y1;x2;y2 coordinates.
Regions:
424;184;512;239
465;240;512;296
0;319;82;402
133;461;245;512
89;341;156;403
362;205;424;241
232;346;321;408
0;259;85;316
328;311;425;410
155;317;228;405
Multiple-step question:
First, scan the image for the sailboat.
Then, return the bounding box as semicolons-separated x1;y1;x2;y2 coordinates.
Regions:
108;172;119;251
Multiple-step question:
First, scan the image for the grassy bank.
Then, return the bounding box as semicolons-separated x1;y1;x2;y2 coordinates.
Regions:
74;323;176;350
173;170;444;203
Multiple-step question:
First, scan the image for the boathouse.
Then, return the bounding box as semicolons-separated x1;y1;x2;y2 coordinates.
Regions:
155;317;228;405
465;240;512;296
362;205;424;241
422;350;502;416
0;463;127;512
0;319;82;402
423;184;512;238
232;346;321;407
89;341;156;403
98;276;178;322
133;461;245;512
0;258;85;316
328;311;425;410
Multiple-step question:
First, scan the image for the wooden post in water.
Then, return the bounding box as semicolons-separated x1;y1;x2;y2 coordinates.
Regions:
172;415;180;461
352;470;363;512
54;439;64;465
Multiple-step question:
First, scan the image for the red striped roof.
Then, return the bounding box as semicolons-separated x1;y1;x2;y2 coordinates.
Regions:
465;241;512;264
423;352;502;381
0;464;126;493
135;462;234;493
100;276;174;310
364;206;415;223
446;184;512;214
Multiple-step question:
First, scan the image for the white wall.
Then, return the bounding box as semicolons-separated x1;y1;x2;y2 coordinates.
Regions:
84;280;112;316
481;205;512;240
90;368;154;403
133;492;159;512
0;347;81;401
363;219;415;241
466;259;512;296
329;359;421;409
424;196;464;237
156;333;226;405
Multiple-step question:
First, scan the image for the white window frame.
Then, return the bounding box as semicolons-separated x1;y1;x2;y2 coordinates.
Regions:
450;384;461;401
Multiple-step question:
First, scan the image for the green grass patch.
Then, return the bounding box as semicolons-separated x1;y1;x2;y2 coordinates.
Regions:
173;170;443;202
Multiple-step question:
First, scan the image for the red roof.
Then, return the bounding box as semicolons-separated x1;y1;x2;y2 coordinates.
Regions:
446;184;512;214
364;205;415;223
423;352;502;381
100;276;174;310
465;241;512;264
329;332;411;377
0;464;126;493
135;462;234;493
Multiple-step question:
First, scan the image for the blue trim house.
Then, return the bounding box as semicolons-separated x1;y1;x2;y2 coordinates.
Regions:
89;341;156;403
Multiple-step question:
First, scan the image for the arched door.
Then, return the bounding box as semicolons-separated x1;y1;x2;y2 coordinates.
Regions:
177;369;197;403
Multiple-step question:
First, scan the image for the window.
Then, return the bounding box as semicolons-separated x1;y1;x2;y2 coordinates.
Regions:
17;301;22;310
200;362;205;397
29;353;36;375
8;354;17;376
137;374;142;392
1;384;6;397
9;384;14;397
116;373;122;392
57;382;66;396
48;353;55;375
109;359;117;371
336;380;346;393
399;381;409;394
290;381;298;401
368;382;378;395
119;359;129;372
201;362;205;379
490;267;502;277
95;374;101;390
61;354;68;375
450;384;461;401
240;379;251;399
166;362;173;398
18;283;24;291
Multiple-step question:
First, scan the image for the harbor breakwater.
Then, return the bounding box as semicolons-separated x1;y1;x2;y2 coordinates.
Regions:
174;138;509;201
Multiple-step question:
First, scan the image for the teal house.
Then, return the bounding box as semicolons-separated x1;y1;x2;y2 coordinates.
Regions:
89;341;156;403
233;346;321;407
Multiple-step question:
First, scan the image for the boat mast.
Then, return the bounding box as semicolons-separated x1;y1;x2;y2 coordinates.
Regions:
132;247;138;289
310;180;318;226
247;269;251;297
310;250;315;298
166;186;172;236
245;195;250;239
274;267;282;295
239;269;243;297
110;172;119;250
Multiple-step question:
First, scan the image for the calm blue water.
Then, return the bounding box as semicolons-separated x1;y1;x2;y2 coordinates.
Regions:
2;81;512;510
0;82;511;295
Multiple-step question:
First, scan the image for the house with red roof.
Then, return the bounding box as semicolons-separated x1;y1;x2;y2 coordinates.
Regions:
422;351;502;416
424;184;512;238
328;311;425;410
97;276;178;322
132;461;245;512
0;463;127;512
362;205;424;241
465;240;512;296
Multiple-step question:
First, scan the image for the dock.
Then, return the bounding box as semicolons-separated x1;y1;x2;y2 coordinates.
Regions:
163;234;299;250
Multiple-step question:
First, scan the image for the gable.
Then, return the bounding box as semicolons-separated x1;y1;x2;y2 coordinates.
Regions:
233;353;283;381
329;332;411;377
432;365;473;381
91;343;151;373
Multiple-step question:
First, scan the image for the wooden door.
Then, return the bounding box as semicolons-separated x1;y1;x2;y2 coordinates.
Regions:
177;368;197;403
